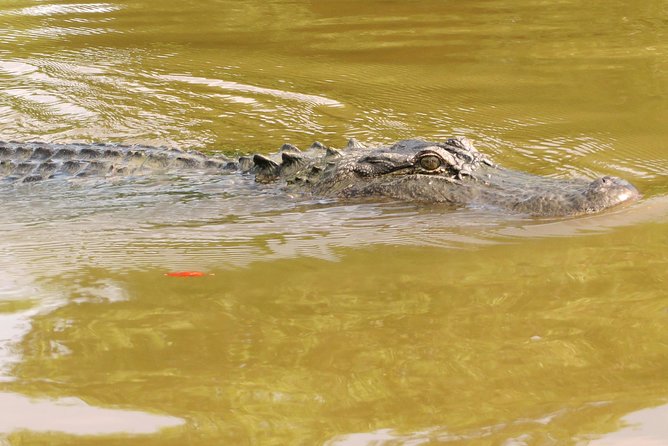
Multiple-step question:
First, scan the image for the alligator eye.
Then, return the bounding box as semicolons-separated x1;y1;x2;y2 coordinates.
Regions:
419;155;441;171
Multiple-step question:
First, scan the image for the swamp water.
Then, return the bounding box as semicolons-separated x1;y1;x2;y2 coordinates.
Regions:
1;0;668;444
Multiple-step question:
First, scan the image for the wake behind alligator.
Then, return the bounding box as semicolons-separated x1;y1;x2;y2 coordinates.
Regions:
0;137;640;217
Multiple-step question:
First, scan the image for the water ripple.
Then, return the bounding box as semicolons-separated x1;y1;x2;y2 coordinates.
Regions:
1;172;664;279
14;3;121;17
0;60;38;76
4;87;96;118
157;74;343;108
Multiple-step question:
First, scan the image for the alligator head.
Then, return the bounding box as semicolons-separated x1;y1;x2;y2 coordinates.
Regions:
269;138;640;217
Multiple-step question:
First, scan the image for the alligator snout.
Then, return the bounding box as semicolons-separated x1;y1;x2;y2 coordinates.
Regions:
586;176;641;210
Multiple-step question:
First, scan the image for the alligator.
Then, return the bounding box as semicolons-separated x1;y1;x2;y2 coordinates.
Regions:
0;137;640;217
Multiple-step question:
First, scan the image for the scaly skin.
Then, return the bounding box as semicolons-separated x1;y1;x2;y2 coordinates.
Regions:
0;138;640;217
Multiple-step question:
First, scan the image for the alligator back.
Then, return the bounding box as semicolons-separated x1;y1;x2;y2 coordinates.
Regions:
0;141;235;182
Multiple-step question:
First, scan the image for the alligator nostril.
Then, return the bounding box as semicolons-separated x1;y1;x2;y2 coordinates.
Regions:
601;176;612;185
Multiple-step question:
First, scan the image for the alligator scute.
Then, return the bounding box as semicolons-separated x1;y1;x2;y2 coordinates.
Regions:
0;138;640;217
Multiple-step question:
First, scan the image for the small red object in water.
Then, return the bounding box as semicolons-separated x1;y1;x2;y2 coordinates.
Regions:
165;271;207;277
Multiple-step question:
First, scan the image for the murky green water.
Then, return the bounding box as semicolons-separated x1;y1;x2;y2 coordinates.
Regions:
1;1;668;444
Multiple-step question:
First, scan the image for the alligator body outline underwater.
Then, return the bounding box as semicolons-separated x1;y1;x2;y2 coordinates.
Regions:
0;137;640;217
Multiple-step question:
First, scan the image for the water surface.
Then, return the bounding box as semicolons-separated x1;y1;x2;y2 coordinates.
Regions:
1;0;668;444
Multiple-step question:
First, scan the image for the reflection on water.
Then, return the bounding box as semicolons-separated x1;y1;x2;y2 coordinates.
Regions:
157;74;343;108
13;3;121;17
4;219;667;445
329;401;668;446
1;0;668;444
1;173;667;444
0;392;183;435
585;404;668;446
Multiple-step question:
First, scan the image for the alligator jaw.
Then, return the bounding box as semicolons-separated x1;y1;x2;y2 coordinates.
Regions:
501;174;641;217
582;176;641;213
